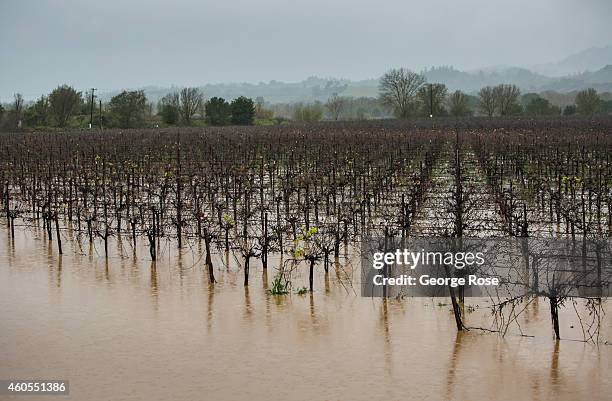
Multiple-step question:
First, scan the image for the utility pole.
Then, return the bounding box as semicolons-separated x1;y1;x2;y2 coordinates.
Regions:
89;88;96;128
99;100;103;130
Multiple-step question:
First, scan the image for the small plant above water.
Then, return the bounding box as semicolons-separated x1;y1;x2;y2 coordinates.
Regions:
270;272;290;295
296;287;308;295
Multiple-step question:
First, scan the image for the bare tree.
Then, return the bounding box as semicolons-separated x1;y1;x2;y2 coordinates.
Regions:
325;94;346;120
447;90;472;117
417;83;448;117
493;84;521;116
379;68;425;118
478;86;496;117
179;87;203;125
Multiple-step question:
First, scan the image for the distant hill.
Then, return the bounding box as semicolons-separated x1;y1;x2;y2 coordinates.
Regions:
99;77;349;105
94;64;612;106
7;45;612;105
423;66;553;93
532;45;612;76
538;65;612;92
342;65;612;99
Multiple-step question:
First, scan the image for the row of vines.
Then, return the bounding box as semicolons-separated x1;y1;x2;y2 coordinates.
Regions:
1;117;611;340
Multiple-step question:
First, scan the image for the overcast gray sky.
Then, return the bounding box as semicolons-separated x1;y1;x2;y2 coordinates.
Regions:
1;0;611;98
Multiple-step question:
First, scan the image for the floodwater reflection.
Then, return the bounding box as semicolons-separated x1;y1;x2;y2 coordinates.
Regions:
0;231;610;401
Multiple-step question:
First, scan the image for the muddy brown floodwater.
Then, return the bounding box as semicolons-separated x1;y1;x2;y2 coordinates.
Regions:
1;227;611;401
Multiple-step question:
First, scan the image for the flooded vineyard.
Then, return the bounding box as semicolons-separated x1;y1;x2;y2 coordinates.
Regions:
1;118;611;400
1;229;610;401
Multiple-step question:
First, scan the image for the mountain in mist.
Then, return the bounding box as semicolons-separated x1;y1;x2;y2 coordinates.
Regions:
342;65;612;100
537;65;612;92
423;66;553;92
90;47;612;105
97;64;612;105
531;45;612;76
99;77;349;104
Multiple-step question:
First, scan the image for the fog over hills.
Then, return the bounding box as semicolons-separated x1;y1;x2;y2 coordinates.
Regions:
6;57;612;105
95;61;612;105
21;44;612;105
531;45;612;76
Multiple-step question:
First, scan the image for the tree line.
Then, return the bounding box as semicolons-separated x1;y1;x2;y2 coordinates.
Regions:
0;86;258;131
158;90;257;126
1;75;609;131
378;68;607;119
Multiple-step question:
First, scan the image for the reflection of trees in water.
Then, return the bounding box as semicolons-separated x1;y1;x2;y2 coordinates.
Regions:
445;331;464;400
524;296;540;324
7;228;15;256
104;259;110;282
379;299;393;380
56;254;62;288
262;268;268;291
244;286;252;320
550;340;560;384
206;282;214;334
443;331;566;401
309;293;316;325
149;261;159;312
545;340;563;401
